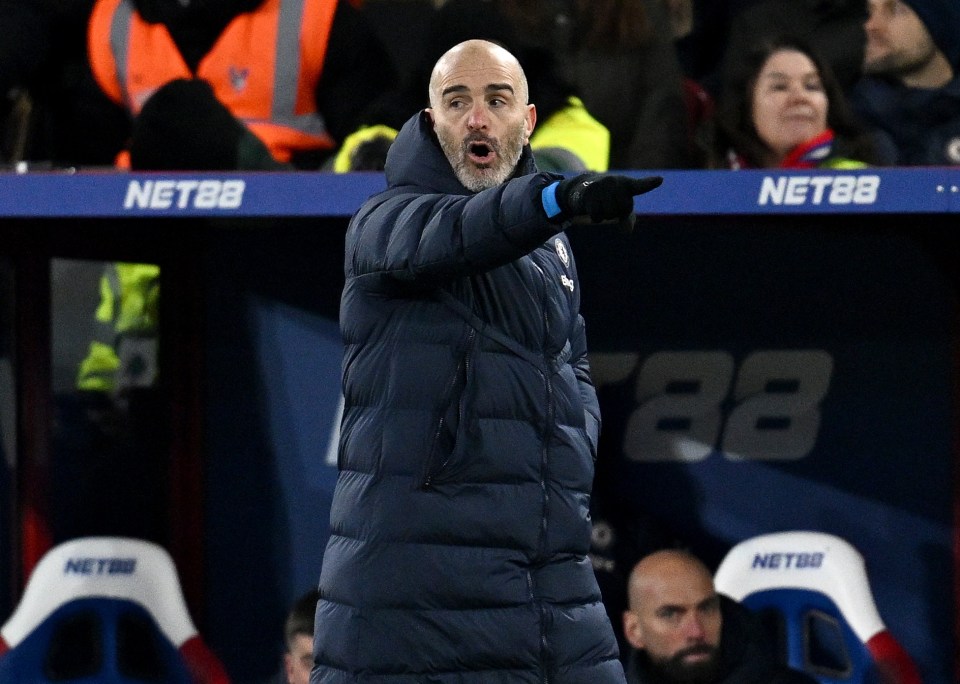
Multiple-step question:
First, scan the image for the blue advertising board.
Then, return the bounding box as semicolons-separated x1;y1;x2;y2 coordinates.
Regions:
1;167;958;217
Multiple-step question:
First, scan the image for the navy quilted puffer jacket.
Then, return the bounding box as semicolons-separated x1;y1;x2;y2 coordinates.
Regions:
312;112;625;683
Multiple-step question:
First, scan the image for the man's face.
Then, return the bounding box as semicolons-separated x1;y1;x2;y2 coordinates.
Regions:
283;633;313;684
427;43;536;192
623;566;723;683
863;0;939;76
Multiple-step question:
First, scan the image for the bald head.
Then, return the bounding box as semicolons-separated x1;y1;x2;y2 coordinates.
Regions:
622;549;722;669
627;549;714;612
428;40;529;110
424;38;536;192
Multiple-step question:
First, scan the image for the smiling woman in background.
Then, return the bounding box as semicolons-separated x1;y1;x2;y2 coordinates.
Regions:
708;35;876;169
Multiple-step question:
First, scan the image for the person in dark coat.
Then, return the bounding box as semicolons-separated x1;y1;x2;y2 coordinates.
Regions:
850;0;960;165
622;549;818;684
311;39;662;683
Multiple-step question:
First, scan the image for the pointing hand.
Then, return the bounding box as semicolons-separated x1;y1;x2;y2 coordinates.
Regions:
551;173;663;232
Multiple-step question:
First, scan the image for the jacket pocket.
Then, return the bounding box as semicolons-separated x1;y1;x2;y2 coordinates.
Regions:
421;327;477;488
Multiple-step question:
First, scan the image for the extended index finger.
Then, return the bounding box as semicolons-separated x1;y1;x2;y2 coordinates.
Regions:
628;176;664;196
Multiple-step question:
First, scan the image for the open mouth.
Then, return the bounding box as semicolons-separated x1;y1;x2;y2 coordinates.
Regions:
467;140;496;165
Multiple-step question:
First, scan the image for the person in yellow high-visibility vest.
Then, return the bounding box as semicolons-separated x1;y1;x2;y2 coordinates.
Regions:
59;260;166;546
76;262;160;395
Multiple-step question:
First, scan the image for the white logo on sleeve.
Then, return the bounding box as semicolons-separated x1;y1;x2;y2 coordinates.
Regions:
560;275;575;292
554;238;569;267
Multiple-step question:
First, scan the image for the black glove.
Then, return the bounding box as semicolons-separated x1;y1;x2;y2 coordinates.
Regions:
555;173;663;232
130;78;277;171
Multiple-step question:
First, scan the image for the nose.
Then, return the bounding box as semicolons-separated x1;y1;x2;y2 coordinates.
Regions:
466;103;489;130
683;614;707;641
785;81;810;103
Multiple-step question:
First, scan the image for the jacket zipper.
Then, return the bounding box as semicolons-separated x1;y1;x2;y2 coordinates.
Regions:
532;256;554;684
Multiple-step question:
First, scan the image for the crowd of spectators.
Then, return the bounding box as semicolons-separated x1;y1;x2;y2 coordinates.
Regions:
0;0;956;173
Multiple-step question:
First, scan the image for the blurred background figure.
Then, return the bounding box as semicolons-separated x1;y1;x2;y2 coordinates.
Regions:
86;0;409;173
497;0;695;170
266;589;319;684
49;257;169;547
75;262;160;397
1;0;409;172
851;0;960;165
622;549;818;684
708;35;875;169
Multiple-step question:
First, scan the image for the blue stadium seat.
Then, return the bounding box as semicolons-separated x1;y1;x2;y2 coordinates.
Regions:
714;531;920;684
0;537;230;683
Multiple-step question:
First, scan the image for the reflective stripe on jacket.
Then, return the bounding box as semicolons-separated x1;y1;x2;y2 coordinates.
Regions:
87;0;337;163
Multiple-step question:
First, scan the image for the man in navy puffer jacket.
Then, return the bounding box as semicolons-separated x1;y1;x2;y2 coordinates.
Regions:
312;39;662;683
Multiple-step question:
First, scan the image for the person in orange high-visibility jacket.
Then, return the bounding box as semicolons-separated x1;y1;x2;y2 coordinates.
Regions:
86;0;407;171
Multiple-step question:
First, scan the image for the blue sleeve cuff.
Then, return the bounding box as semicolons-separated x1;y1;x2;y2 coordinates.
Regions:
541;181;562;219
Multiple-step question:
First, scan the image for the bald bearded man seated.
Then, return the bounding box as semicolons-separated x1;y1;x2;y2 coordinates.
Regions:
622;549;818;684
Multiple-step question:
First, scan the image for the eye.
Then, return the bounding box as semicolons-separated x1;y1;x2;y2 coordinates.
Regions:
701;597;721;616
657;607;681;621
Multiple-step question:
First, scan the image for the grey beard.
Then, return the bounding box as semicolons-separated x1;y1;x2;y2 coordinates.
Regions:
451;157;513;192
438;127;526;192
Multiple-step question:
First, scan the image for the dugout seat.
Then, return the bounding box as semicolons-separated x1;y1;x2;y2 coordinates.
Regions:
0;536;230;683
714;531;920;684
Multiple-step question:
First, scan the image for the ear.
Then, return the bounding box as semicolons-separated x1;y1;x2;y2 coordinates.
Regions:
425;108;436;128
524;103;537;144
623;610;646;650
282;652;294;683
